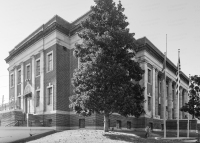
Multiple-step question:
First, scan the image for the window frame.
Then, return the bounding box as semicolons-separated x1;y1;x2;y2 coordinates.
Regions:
35;59;40;77
10;73;14;88
148;96;151;111
26;64;31;80
147;68;152;84
47;84;53;106
18;69;21;84
46;51;53;73
36;90;40;107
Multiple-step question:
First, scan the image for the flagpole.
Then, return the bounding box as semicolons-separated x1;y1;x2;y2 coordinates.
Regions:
187;74;190;138
177;49;180;138
163;34;167;139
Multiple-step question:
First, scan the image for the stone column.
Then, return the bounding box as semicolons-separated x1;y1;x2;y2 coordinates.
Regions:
173;82;177;119
152;67;156;118
183;90;187;118
168;79;173;119
161;77;165;119
40;50;44;112
155;69;159;116
14;67;18;109
179;87;183;119
20;62;24;111
31;56;36;114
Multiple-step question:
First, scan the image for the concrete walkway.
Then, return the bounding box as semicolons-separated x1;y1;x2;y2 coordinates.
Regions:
0;127;55;143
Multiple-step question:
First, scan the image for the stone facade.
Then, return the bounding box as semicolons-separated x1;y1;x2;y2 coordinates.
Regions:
0;12;192;131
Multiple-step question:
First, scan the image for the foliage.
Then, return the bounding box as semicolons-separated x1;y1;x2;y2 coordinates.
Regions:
180;75;200;119
69;0;145;124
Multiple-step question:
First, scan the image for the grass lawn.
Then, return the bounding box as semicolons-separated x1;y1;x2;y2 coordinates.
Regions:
27;129;199;143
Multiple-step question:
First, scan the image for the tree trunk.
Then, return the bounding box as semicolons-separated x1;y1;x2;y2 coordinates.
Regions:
104;113;109;132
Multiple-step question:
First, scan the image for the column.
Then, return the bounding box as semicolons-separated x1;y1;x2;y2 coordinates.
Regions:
152;67;156;118
40;50;44;112
14;67;18;109
168;79;173;119
155;69;159;116
179;87;183;119
20;62;24;111
183;90;187;118
161;78;165;119
31;56;36;114
173;82;177;119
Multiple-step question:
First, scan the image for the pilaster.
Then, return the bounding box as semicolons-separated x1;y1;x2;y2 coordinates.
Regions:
155;69;159;116
173;82;177;119
20;62;24;111
31;55;36;114
143;62;148;115
168;78;173;119
179;87;183;119
14;67;17;109
152;67;156;118
40;49;44;112
161;77;165;119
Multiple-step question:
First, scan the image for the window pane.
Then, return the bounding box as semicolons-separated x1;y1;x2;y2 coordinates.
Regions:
36;91;40;107
18;70;21;84
148;69;151;83
148;96;151;111
27;66;30;79
36;60;40;76
11;74;14;87
48;87;52;105
48;54;52;72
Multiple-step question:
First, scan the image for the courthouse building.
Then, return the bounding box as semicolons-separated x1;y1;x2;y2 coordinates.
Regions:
0;11;191;130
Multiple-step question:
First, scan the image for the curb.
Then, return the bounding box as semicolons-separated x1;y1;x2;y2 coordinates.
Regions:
10;130;56;143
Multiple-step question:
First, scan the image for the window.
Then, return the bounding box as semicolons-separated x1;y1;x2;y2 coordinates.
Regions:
26;65;31;80
47;87;52;105
18;97;21;109
148;96;151;111
18;70;21;84
10;74;14;88
158;104;161;116
127;121;131;129
79;119;85;128
36;60;40;76
47;52;53;72
148;69;151;83
116;120;121;129
36;91;40;107
159;81;161;94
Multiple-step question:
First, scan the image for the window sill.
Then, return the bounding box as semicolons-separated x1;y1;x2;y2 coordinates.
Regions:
35;75;40;78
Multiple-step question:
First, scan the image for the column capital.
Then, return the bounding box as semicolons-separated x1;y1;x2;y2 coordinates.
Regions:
31;55;35;59
39;49;44;53
19;61;24;66
166;76;172;83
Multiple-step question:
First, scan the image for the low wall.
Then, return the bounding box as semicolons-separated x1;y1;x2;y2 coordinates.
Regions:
166;120;197;131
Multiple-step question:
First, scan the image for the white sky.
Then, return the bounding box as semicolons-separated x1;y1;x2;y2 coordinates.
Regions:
0;0;200;103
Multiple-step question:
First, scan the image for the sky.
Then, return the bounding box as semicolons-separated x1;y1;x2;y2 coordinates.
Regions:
0;0;200;103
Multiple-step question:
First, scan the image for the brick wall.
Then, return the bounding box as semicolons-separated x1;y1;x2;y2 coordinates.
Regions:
44;44;57;111
56;44;71;111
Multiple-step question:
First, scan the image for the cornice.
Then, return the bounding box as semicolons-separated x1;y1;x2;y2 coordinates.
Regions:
5;22;71;63
137;37;189;84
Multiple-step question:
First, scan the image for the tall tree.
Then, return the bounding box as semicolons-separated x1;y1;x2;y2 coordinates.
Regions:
181;75;200;119
69;0;145;132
